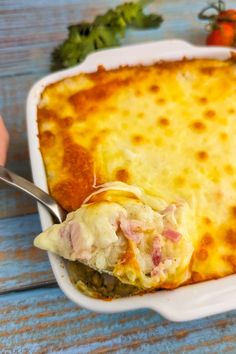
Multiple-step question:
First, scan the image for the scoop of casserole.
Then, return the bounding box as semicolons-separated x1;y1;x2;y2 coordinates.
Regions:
34;183;194;289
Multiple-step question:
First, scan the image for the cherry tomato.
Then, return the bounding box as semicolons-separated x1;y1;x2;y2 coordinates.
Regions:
206;22;235;46
199;2;236;47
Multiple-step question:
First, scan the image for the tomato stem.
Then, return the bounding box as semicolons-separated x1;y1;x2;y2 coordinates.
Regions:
198;0;225;21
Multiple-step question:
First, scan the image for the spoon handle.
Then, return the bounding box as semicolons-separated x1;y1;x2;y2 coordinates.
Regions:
0;166;67;223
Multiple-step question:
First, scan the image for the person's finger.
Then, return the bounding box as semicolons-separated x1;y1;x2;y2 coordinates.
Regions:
0;115;9;165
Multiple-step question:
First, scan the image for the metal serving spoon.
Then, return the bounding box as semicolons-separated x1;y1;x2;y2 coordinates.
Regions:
0;166;142;295
0;165;115;277
0;165;67;223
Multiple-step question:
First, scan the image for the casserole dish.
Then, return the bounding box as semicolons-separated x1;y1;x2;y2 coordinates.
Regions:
26;39;236;321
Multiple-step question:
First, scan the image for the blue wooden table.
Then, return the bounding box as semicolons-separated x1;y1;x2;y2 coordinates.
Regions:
1;0;236;352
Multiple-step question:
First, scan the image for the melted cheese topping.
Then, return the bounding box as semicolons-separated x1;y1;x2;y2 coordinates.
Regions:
37;58;236;289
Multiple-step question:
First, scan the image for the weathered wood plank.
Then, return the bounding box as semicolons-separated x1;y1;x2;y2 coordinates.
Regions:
0;0;224;76
0;287;235;352
0;213;54;292
0;73;44;218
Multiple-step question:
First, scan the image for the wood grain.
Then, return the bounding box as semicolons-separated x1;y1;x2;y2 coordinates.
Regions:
0;0;207;76
0;213;54;292
0;287;236;352
0;74;43;218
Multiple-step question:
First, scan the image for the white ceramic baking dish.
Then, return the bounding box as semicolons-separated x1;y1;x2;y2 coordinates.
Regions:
26;39;236;321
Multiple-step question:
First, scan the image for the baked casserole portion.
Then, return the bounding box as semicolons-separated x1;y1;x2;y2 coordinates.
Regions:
35;58;236;295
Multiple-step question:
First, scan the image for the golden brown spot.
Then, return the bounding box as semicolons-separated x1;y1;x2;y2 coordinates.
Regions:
108;106;117;113
200;67;216;75
196;248;208;261
132;135;144;144
204;109;216;119
70;78;129;118
156;98;166;105
196;151;208;160
90;64;127;84
60;116;73;128
230;52;236;61
190;121;206;132
198;97;208;104
231;206;236;217
201;232;214;246
52;178;92;212
62;138;93;180
202;218;212;226
149;84;160;93
225;229;236;247
191;272;203;282
224;164;234;175
135;89;142;96
174;176;185;187
91;135;101;146
90;128;109;145
37;108;58;123
223;255;236;270
39;131;55;148
116;168;129;182
52;138;94;211
220;132;228;141
228;108;235;114
158;117;170;126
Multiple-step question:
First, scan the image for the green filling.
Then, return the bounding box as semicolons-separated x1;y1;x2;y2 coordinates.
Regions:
67;261;139;299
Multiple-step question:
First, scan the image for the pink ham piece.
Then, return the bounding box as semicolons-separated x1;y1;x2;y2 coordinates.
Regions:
151;237;162;266
119;217;144;243
151;237;162;277
163;229;182;242
59;221;91;260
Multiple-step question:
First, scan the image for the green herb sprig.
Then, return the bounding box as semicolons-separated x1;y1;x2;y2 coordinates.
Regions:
51;1;163;71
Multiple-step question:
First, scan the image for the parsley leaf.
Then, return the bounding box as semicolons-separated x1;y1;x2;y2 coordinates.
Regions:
51;1;163;71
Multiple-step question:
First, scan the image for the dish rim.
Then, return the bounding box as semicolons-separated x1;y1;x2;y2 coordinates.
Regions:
26;39;236;321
